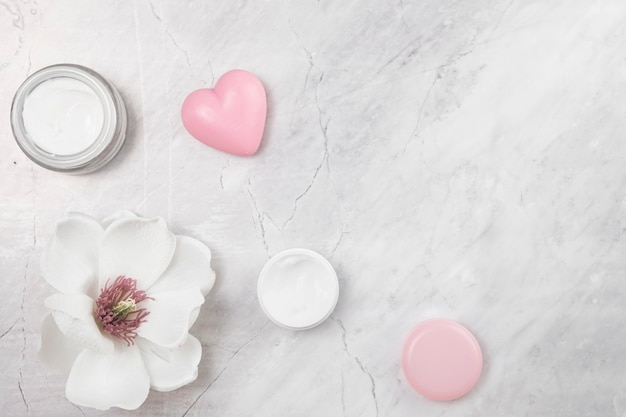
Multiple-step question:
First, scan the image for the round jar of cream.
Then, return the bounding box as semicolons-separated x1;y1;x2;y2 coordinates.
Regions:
11;64;127;173
258;248;339;330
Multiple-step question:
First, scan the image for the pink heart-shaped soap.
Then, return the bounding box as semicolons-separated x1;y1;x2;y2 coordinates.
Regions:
181;70;267;156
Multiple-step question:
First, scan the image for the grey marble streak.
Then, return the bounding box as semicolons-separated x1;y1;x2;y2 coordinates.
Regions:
1;0;626;416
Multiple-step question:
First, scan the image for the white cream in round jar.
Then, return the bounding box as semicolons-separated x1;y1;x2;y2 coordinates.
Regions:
22;77;104;156
11;64;127;173
258;248;339;330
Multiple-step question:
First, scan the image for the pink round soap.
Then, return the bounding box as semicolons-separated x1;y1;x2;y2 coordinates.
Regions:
402;319;482;401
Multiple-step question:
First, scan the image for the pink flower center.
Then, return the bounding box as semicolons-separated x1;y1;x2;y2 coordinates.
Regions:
95;276;151;346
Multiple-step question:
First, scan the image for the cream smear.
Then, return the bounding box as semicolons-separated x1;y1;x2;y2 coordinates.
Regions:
22;77;104;155
258;248;339;330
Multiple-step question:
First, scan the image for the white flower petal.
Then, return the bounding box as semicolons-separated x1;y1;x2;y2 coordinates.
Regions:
40;212;103;297
136;288;205;348
45;293;113;354
148;235;216;296
38;314;83;375
188;306;201;330
99;216;176;290
66;343;150;410
137;335;202;392
101;210;137;229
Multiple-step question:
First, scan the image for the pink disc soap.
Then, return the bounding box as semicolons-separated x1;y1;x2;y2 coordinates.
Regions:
402;319;482;401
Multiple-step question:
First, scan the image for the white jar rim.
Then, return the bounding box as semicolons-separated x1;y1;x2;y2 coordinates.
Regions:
11;64;127;174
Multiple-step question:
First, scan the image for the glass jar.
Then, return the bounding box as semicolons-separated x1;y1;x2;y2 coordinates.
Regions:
10;63;127;174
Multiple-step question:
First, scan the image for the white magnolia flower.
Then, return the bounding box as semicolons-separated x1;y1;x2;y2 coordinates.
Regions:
38;211;215;410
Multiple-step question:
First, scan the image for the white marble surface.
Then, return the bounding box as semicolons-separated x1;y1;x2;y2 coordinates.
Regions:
2;0;626;415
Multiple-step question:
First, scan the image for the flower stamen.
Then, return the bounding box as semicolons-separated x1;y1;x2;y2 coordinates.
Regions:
95;276;152;346
111;298;137;319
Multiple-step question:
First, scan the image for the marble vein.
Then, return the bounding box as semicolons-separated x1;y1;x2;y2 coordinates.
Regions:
182;323;268;417
334;318;379;417
247;179;271;255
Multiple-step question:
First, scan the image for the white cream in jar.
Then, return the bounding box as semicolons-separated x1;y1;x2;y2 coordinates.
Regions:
258;248;339;330
22;77;105;156
11;64;127;173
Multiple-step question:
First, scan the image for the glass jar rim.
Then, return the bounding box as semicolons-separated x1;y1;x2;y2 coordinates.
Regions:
11;63;127;174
